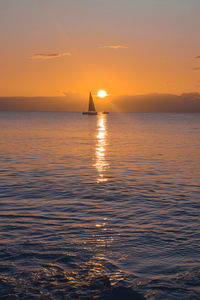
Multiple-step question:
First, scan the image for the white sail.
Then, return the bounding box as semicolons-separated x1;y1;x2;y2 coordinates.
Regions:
82;92;97;115
88;92;96;112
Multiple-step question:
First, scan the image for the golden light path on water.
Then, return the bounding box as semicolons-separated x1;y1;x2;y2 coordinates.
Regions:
93;118;124;280
90;114;125;282
95;114;109;183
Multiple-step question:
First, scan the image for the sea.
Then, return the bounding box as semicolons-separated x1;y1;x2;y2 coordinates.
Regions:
0;112;199;299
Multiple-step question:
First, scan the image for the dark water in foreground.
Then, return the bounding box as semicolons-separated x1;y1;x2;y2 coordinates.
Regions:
0;112;200;299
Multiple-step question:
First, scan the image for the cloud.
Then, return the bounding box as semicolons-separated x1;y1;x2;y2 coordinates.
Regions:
100;45;128;49
193;56;200;59
193;67;200;71
30;51;71;59
2;93;200;112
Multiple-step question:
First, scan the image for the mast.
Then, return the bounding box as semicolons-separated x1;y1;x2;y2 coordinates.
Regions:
88;92;96;112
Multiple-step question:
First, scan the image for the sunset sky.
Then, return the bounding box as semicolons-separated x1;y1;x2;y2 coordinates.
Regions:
1;0;200;97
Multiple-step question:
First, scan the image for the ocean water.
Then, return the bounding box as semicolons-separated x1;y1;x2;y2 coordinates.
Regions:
0;111;199;299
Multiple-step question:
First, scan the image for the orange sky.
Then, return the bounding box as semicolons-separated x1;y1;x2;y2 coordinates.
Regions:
0;0;200;97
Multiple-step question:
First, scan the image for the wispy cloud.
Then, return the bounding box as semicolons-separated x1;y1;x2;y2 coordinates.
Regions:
193;67;200;71
193;56;200;59
100;45;128;49
30;51;71;59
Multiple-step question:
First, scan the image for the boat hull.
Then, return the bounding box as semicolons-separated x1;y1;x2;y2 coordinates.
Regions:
82;111;98;115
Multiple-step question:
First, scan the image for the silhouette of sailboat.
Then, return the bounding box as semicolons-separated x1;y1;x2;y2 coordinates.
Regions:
82;92;98;115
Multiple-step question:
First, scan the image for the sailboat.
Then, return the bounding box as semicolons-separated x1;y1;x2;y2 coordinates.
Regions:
82;92;98;115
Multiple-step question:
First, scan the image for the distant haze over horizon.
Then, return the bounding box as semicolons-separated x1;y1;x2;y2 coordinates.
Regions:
0;0;200;98
1;93;200;113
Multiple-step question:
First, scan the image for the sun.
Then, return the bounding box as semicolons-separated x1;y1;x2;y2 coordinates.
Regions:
97;89;108;98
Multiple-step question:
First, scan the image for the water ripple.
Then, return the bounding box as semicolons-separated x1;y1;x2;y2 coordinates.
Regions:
0;112;200;299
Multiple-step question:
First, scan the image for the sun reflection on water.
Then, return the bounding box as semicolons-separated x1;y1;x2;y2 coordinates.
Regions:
95;114;109;183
